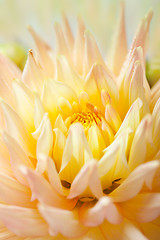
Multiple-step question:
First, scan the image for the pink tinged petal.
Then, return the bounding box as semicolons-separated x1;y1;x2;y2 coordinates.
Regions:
1;101;36;157
21;167;77;210
79;196;123;226
28;26;54;77
62;14;74;52
74;17;85;75
38;204;88;238
0;204;48;237
115;98;142;138
0;173;35;208
3;132;34;185
53;128;66;172
0;53;21;88
0;226;22;240
151;79;160;110
101;219;148;240
128;115;154;170
12;79;35;132
22;50;46;94
0;139;13;177
110;160;159;202
34;94;45;129
87;123;106;159
152;160;160;191
120;193;160;223
68;160;103;199
111;1;127;76
59;123;93;183
56;55;83;94
129;61;150;117
47;156;64;196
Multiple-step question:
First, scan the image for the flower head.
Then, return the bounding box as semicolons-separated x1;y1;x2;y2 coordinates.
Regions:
0;3;160;239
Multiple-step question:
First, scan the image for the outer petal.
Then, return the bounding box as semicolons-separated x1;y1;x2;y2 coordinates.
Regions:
110;160;159;202
38;204;88;238
79;196;123;226
101;219;147;240
120;193;160;222
0;204;48;237
21;167;77;210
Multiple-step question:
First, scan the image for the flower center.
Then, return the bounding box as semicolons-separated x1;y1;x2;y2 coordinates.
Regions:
70;111;101;128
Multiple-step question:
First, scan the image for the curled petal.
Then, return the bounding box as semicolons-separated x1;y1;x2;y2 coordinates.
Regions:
0;204;48;237
38;204;88;238
79;196;123;226
110;160;159;202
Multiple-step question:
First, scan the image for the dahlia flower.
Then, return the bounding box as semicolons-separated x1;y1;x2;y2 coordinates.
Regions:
0;3;160;240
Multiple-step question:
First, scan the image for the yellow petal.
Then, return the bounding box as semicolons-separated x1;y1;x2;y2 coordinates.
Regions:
34;94;45;129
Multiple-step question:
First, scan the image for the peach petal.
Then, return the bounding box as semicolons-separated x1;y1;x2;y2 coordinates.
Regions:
101;219;148;240
111;1;127;76
151;79;160;110
62;14;74;51
110;160;159;202
79;196;123;226
38;204;88;238
3;132;34;185
152;97;160;149
141;220;160;240
28;26;54;77
22;50;46;94
0;138;13;177
34;94;45;129
0;204;48;237
1;101;36;157
68;160;103;199
21;167;77;210
0;173;35;208
120;193;160;223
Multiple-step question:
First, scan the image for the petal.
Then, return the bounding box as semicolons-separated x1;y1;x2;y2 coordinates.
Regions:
0;138;13;177
28;26;54;77
34;94;45;129
79;196;123;226
21;167;77;210
62;14;74;51
68;160;103;199
1;101;36;157
3;132;34;185
152;97;160;149
0;173;35;208
38;204;88;238
120;193;160;222
110;160;159;202
141;220;160;240
0;204;48;237
111;1;127;76
22;49;46;94
101;219;148;240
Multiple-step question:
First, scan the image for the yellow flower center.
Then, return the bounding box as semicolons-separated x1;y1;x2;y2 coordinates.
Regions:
70;111;101;128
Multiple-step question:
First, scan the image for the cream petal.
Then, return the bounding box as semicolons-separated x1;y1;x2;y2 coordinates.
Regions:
151;79;160;110
12;79;35;132
111;1;127;76
74;17;85;75
38;204;88;238
54;114;67;135
1;101;36;157
34;94;45;129
0;204;48;237
57;97;73;117
0;53;21;88
22;50;46;94
47;156;64;196
28;26;54;77
128;115;154;170
152;160;160;191
36;114;53;173
105;104;122;132
62;14;74;52
79;196;123;226
152;97;160;150
110;160;159;202
101;219;148;240
68;160;103;199
56;55;83;94
0;138;13;177
120;193;160;223
59;123;93;183
129;61;150;117
21;167;77;210
0;173;35;208
53;128;66;172
3;132;34;185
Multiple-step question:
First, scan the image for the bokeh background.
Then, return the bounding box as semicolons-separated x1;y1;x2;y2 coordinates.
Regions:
0;0;159;58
